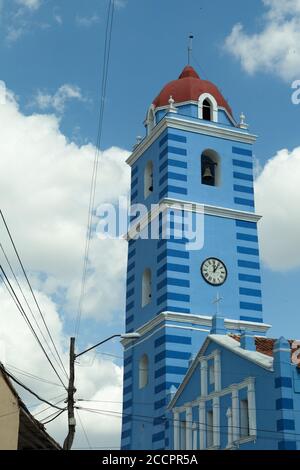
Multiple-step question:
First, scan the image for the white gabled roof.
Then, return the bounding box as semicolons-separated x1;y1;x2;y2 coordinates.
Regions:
168;334;273;410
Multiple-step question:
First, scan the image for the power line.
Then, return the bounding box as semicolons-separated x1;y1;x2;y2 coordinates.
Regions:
77;406;300;443
33;395;67;416
2;366;65;411
0;210;68;380
6;363;65;388
0;269;66;389
0;242;68;381
74;0;115;339
41;408;66;425
76;409;93;450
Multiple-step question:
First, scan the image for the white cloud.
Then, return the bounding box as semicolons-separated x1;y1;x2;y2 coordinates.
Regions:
0;80;130;321
256;146;300;271
0;79;130;448
0;286;123;449
225;0;300;82
31;84;87;113
75;14;100;28
15;0;41;11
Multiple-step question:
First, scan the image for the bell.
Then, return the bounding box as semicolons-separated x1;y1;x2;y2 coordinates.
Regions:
203;165;213;180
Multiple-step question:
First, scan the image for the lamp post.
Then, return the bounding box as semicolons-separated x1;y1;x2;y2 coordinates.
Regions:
63;332;140;450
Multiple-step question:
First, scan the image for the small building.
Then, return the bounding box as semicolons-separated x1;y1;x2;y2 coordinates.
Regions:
167;317;300;450
0;364;61;450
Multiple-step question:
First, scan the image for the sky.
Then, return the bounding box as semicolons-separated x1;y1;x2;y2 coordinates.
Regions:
0;0;300;449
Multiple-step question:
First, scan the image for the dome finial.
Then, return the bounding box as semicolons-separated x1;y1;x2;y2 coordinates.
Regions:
239;112;249;129
167;95;177;114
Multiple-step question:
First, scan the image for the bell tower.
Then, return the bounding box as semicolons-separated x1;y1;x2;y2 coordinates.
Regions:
121;65;269;450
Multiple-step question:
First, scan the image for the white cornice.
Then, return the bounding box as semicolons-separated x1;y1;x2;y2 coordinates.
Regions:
127;115;257;167
126;198;261;240
121;311;271;347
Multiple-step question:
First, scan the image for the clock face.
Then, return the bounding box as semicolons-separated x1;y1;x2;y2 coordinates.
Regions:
201;258;227;286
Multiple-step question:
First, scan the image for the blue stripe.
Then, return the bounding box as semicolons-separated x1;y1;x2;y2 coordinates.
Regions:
128;250;136;260
278;441;297;450
152;431;165;443
232;146;253;157
239;288;262;297
122;415;131;425
124;356;132;366
277;419;295;432
240;316;263;323
235;197;255;207
131;190;138;200
155;334;191;347
240;302;263;312
159;186;187;198
131;178;138;189
159;133;187;147
275;377;292;388
276;398;294;410
159;172;187;185
155;365;188;378
236;220;256;229
155;382;181;394
127;275;135;285
127;262;135;272
122;430;131;439
167;306;190;313
126;301;134;311
155;350;191;362
157;278;190;290
123;371;132;381
168;159;188;169
237;246;259;256
157;263;190;276
233;172;253;182
237;233;258;243
126;315;134;325
238;260;260;269
131;166;138;177
123;399;133;409
234;184;254;194
123;384;132;395
239;274;261;283
126;288;134;298
160;172;187;185
233;159;253;169
154;398;166;410
157;292;190;305
157;249;189;262
153;416;165;426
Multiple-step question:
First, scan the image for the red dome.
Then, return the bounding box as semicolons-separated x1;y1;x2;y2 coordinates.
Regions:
152;65;233;118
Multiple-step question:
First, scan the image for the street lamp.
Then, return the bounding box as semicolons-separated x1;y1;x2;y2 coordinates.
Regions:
63;332;140;450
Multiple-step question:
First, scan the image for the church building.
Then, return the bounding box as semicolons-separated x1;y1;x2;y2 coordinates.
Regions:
120;65;300;450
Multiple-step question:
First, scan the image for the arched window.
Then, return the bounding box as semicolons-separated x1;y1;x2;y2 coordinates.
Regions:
201;149;220;187
144;161;153;198
203;99;212;121
139;354;149;389
142;268;152;307
198;93;218;122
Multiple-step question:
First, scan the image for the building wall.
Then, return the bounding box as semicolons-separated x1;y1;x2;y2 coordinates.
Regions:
169;340;300;450
0;374;19;450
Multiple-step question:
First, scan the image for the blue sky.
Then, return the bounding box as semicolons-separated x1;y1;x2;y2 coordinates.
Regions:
1;0;300;447
0;0;299;333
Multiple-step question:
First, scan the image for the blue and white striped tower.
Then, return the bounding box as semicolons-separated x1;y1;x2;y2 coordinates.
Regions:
121;65;270;450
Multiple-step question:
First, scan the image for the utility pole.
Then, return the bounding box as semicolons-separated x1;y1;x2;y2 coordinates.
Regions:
62;332;140;450
63;337;76;450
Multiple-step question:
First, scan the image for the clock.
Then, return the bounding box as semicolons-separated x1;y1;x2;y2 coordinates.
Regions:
201;258;227;286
